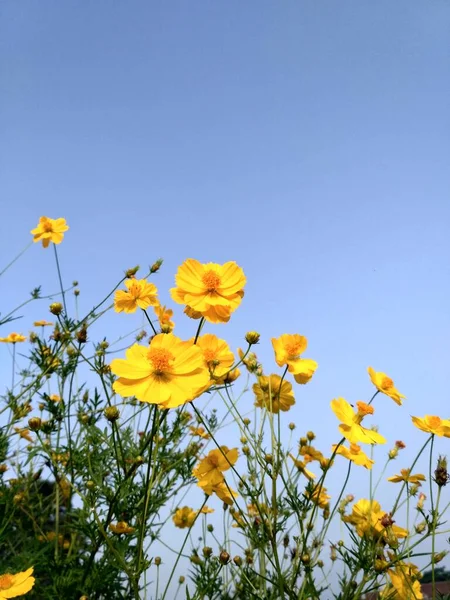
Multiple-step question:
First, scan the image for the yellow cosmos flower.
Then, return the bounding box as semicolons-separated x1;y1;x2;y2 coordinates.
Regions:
289;454;316;479
170;259;246;324
216;367;241;385
153;303;174;332
200;479;238;505
304;484;330;508
114;279;158;314
0;333;26;343
253;374;295;413
109;521;135;535
195;334;235;379
343;499;408;541
299;444;325;464
332;443;374;470
189;426;210;439
388;469;425;485
200;506;214;514
110;333;210;408
271;334;318;384
385;565;423;600
193;446;239;486
172;506;197;529
30;216;69;248
330;398;386;445
14;428;33;443
411;415;450;437
368;367;406;405
49;394;61;402
33;320;53;327
0;567;35;598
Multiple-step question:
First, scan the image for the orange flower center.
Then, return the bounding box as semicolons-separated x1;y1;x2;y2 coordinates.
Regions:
0;574;14;590
42;221;54;233
284;341;302;359
208;455;220;467
427;416;441;430
381;376;394;389
203;349;218;364
349;443;361;455
147;348;175;375
128;282;142;299
202;270;221;292
356;401;374;416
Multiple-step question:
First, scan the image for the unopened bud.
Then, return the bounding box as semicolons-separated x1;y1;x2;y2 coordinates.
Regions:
306;431;316;441
104;406;120;422
125;266;139;278
219;550;230;565
28;417;42;431
154;557;161;566
233;555;242;566
245;331;260;345
50;303;63;315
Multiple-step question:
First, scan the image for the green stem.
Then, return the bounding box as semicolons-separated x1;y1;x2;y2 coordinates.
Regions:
53;244;67;314
0;241;33;278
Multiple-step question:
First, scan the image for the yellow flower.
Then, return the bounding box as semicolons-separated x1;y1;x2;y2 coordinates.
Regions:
193;447;238;486
411;415;450;437
30;216;69;248
184;306;203;320
200;480;238;505
170;259;246;324
172;507;197;529
299;444;325;464
33;320;54;327
153;303;174;332
304;484;330;508
189;426;210;439
332;443;374;469
200;506;214;514
0;567;35;598
114;279;158;314
330;398;386;445
109;521;135;535
385;564;423;599
368;367;406;405
49;394;61;402
289;454;316;479
14;428;33;443
388;469;426;485
253;374;295;413
110;333;210;409
195;334;235;379
0;333;26;343
216;367;241;385
271;334;318;384
343;499;408;541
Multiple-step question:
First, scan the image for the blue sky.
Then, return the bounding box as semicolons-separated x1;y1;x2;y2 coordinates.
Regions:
1;0;450;588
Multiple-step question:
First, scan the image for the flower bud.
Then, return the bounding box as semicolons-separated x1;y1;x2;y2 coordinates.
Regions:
150;259;163;273
233;555;242;566
154;557;161;566
50;303;63;315
219;550;230;565
28;417;42;431
178;576;185;584
76;324;88;344
306;431;316;441
104;406;120;423
289;422;296;430
435;455;449;487
125;266;139;278
202;546;212;558
245;331;260;345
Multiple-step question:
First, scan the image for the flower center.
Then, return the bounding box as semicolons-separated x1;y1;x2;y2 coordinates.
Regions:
381;376;394;390
208;455;219;467
349;443;361;455
203;349;218;365
0;574;14;590
356;401;374;416
284;342;302;359
202;270;221;292
42;221;54;233
427;416;441;430
129;282;142;299
147;348;175;375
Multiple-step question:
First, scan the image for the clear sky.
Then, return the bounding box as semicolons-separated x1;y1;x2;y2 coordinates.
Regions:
1;0;450;590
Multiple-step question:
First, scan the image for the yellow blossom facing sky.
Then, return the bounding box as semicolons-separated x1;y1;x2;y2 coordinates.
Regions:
199;480;238;505
110;333;210;408
332;443;374;469
271;334;318;384
0;333;26;343
172;506;197;529
114;278;159;314
33;320;54;327
0;567;35;599
30;216;69;248
194;333;235;379
170;259;246;324
193;446;238;487
109;521;135;535
368;367;406;405
411;415;450;437
343;499;408;542
331;398;386;445
253;374;295;413
388;469;425;485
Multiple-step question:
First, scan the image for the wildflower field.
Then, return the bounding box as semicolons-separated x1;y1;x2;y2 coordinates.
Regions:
0;217;449;599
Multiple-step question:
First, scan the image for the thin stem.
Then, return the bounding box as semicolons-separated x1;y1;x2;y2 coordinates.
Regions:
53;244;67;314
193;317;205;344
0;241;33;278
